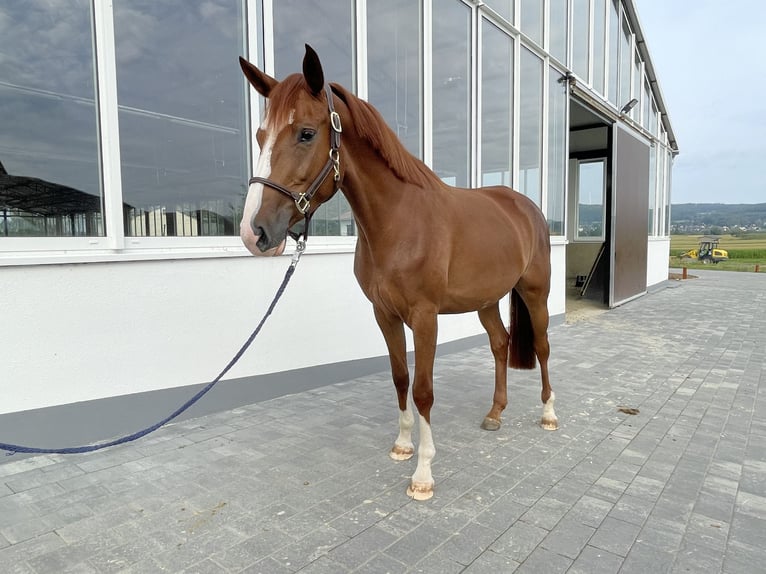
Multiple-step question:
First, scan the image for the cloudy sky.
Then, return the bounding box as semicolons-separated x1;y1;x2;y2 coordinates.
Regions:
634;0;765;204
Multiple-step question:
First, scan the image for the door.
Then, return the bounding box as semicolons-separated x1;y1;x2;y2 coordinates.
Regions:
610;125;650;307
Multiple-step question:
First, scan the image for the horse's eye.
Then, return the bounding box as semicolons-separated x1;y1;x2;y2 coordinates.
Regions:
299;128;316;143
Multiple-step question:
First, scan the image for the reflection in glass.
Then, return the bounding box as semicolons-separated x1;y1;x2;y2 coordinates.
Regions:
0;1;102;237
114;0;248;237
619;17;632;107
632;51;642;121
648;144;656;235
273;0;355;236
520;0;543;46
664;151;672;236
481;20;513;187
368;0;422;158
433;2;471;187
519;48;542;205
593;0;606;94
547;70;567;235
549;0;568;64
483;0;515;24
572;0;589;81
576;160;605;240
608;0;619;105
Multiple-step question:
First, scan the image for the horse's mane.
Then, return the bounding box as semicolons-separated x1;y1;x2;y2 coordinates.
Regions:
330;83;443;190
264;75;442;189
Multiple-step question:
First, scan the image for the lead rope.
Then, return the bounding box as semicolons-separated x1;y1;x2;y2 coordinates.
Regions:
1;240;307;456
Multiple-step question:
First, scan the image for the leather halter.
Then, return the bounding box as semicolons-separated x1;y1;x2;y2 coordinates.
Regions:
248;85;342;241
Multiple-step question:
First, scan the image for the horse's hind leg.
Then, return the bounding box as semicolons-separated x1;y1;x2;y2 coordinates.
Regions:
517;284;558;431
478;302;509;431
374;307;415;460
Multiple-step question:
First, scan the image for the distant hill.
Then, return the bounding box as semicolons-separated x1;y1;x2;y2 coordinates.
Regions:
671;203;766;234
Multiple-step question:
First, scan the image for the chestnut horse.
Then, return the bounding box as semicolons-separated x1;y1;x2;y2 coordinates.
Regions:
239;46;557;500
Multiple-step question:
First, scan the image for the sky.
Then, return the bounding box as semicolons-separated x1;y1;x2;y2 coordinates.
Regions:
634;0;766;204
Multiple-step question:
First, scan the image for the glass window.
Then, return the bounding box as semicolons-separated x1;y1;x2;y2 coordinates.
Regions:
656;146;665;236
632;51;641;121
481;20;513;187
272;0;355;236
664;150;672;236
114;0;247;237
649;99;658;136
547;69;567;235
521;0;544;46
576;160;606;240
273;1;354;89
0;1;101;237
433;1;471;187
593;0;607;94
572;0;589;81
549;0;568;64
519;48;543;204
483;0;515;24
607;0;619;105
368;0;422;158
619;17;632;107
643;79;651;131
648;144;656;235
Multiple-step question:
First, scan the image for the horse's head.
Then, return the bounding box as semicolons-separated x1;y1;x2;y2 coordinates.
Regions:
239;45;342;256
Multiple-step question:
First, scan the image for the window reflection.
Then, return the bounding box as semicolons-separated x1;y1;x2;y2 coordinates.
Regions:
576;160;605;240
593;0;606;94
549;0;568;64
520;0;543;46
483;0;515;24
547;70;567;235
368;0;422;158
648;145;656;235
481;20;513;187
619;17;632;107
114;0;248;237
0;1;102;237
519;48;542;205
608;0;620;105
572;0;589;81
433;2;471;187
272;0;355;236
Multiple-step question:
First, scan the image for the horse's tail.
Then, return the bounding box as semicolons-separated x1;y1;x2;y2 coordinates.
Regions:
509;289;537;369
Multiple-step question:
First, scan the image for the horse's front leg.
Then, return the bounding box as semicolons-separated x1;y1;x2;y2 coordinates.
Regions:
373;307;414;461
407;308;438;501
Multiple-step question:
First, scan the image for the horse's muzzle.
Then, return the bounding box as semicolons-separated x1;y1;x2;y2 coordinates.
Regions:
240;219;286;257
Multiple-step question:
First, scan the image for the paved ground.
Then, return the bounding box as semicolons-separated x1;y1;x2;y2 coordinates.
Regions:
1;269;764;573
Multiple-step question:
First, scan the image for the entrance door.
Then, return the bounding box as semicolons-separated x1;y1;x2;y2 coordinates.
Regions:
610;125;650;307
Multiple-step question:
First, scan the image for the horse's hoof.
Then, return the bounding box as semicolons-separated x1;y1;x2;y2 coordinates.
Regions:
390;444;414;461
481;417;501;431
541;417;559;431
406;481;434;501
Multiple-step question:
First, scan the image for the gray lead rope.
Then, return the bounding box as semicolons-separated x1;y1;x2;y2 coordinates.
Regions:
1;242;306;455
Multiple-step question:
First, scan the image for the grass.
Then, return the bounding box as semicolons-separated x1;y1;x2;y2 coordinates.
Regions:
670;233;766;272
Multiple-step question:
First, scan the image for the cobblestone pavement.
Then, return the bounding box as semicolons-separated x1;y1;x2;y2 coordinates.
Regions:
1;270;764;573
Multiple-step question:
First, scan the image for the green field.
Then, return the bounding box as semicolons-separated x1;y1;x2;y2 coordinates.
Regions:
670;233;766;272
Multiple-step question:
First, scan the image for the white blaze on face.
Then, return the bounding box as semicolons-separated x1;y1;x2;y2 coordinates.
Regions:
240;121;280;255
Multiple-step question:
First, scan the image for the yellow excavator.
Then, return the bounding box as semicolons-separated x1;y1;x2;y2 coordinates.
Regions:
679;236;729;264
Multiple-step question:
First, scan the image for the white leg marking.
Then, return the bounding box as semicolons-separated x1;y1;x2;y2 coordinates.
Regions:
541;391;558;430
390;406;415;460
407;415;435;500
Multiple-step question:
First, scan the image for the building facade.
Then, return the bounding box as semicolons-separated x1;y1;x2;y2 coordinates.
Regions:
0;0;675;429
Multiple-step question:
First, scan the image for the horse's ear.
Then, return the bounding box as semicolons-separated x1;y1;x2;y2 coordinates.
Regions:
302;44;324;96
239;56;277;98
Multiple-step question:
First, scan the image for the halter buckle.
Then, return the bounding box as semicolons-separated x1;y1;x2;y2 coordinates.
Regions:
295;194;311;214
330;111;342;133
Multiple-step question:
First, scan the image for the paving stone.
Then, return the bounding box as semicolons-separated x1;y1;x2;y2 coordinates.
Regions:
567;544;623;574
589;516;641;557
1;270;765;572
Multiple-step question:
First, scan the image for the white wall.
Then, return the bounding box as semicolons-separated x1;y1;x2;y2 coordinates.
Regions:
0;247;569;415
647;237;671;287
